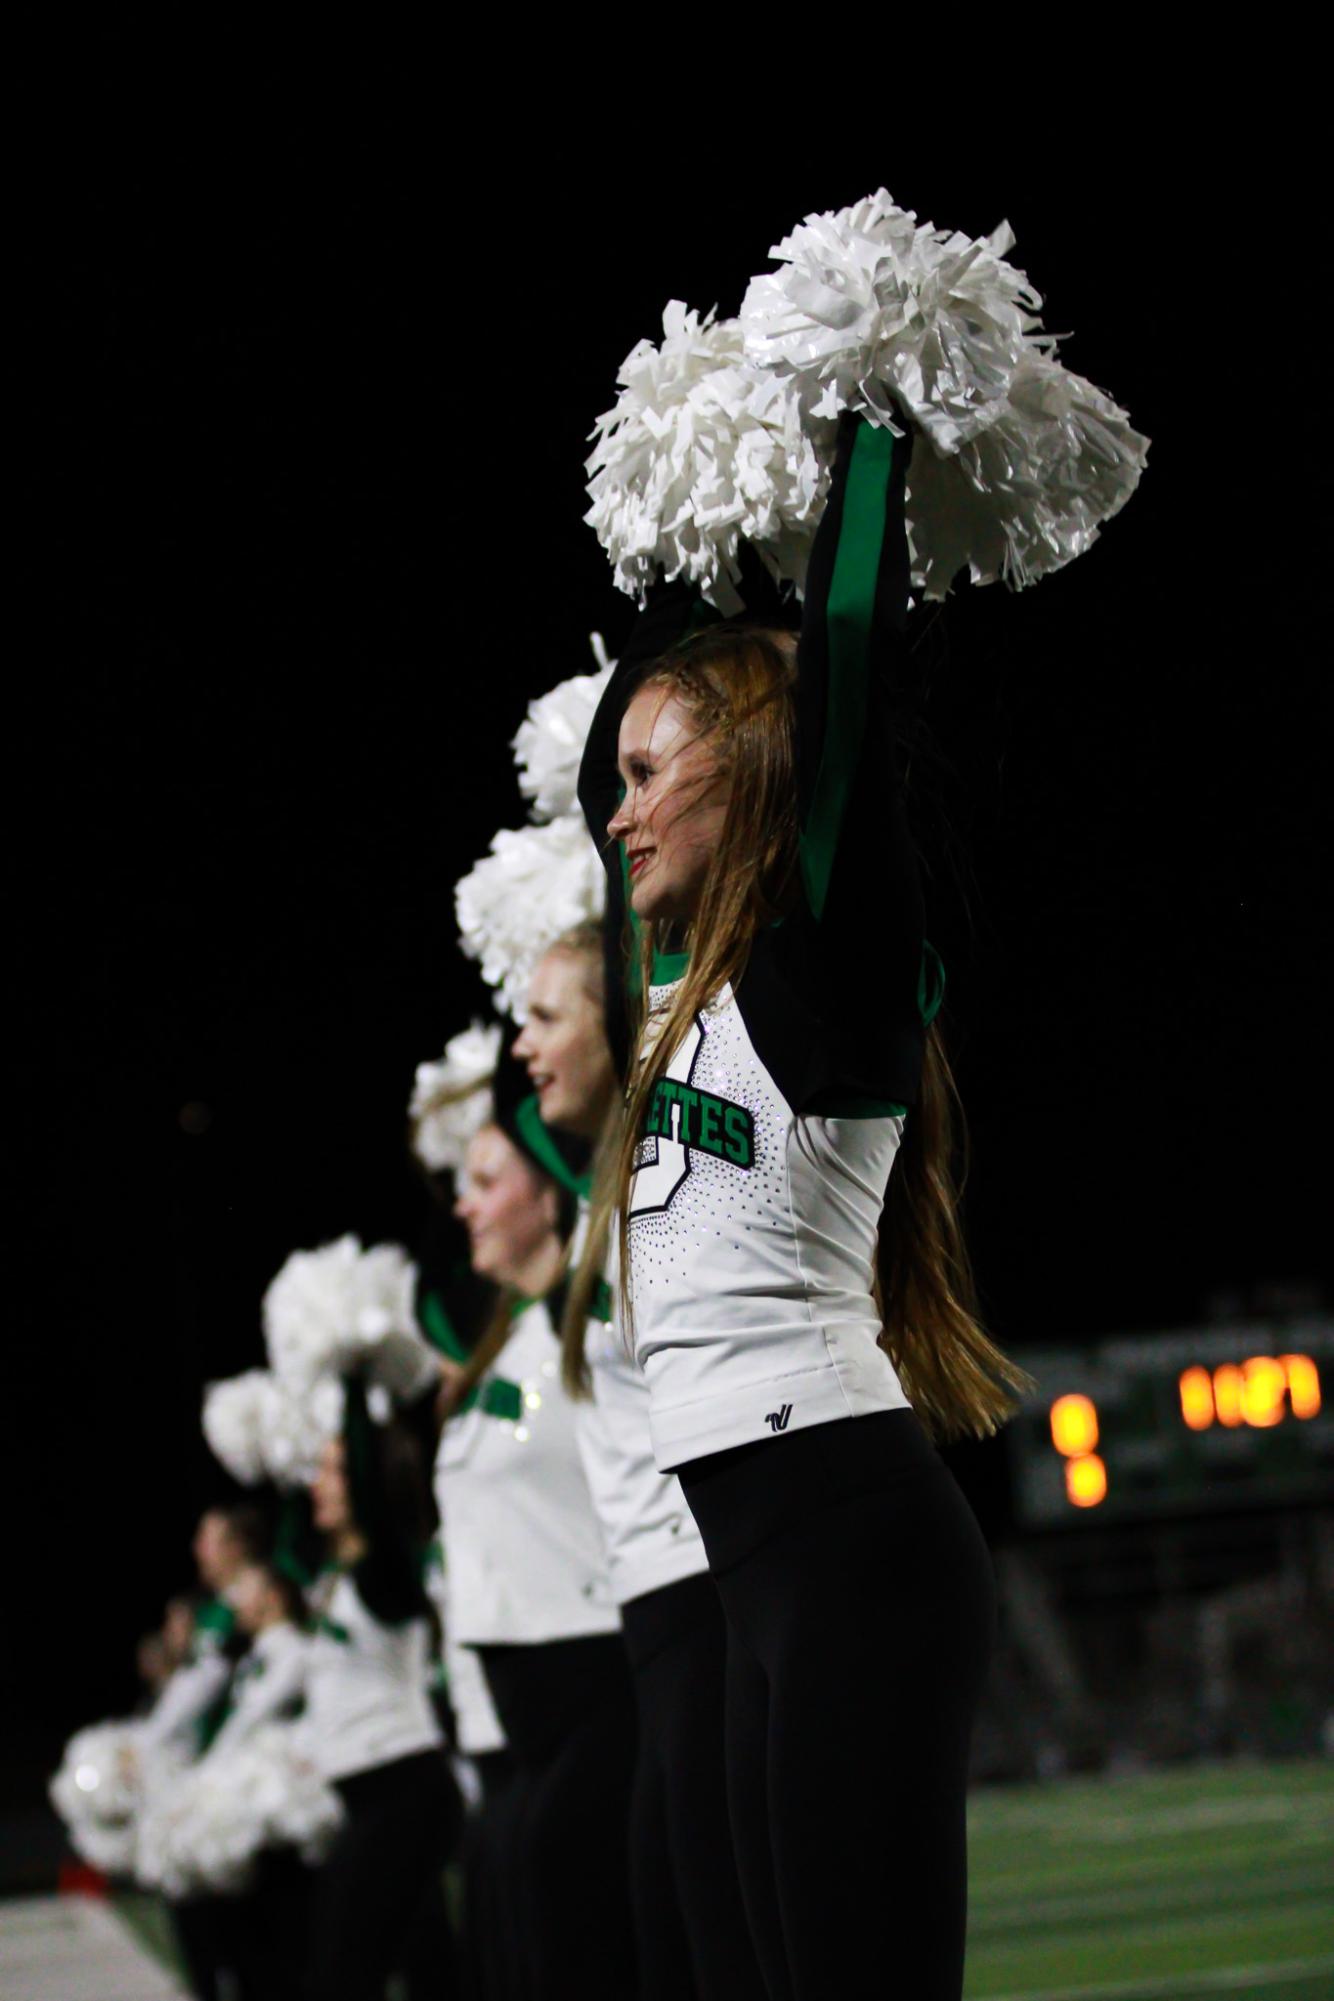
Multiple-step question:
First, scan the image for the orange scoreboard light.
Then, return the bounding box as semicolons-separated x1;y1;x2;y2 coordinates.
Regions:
1008;1321;1333;1526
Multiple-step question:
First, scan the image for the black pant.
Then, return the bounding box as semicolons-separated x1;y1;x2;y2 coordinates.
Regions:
304;1746;461;2001
678;1409;997;2001
621;1573;768;2001
169;1896;232;2001
478;1633;637;2001
228;1847;311;2000
460;1749;523;2001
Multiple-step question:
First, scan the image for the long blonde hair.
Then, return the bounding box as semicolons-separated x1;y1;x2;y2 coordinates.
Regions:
560;626;799;1393
563;624;1031;1439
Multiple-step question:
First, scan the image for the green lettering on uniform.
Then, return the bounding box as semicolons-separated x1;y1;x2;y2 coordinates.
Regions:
723;1104;753;1167
639;1085;755;1170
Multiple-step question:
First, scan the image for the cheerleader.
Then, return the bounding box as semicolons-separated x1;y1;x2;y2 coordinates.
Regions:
303;1381;460;2001
210;1561;309;1753
141;1506;268;2001
440;1078;637;2001
138;1507;267;1764
515;927;766;2001
573;411;1033;2001
184;1559;314;2001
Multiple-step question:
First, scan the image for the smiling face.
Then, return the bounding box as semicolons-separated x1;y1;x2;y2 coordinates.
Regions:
453;1124;559;1286
607;683;731;925
512;946;614;1138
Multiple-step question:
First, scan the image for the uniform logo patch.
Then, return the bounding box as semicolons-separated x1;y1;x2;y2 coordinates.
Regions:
765;1404;793;1433
643;1078;754;1167
630;1013;756;1221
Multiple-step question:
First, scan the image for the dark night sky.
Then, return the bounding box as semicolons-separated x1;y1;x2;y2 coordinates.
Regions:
7;51;1328;1799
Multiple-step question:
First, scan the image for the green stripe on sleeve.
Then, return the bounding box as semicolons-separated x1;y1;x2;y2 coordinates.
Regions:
799;424;896;923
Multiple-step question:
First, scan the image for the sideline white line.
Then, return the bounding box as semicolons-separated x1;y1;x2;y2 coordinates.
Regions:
0;1895;186;2000
973;1952;1334;2001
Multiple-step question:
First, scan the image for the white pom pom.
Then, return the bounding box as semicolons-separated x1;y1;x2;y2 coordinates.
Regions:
263;1237;419;1393
50;1722;142;1873
203;1370;342;1488
409;1019;501;1174
513;647;617;822
136;1725;343;1898
258;1373;344;1487
50;1721;185;1878
904;354;1150;596
586;301;827;608
741;189;1149;598
201;1372;271;1487
455;814;604;1021
740;190;1046;453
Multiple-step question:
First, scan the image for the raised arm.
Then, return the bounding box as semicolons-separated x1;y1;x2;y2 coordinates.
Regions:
794;410;913;925
343;1376;430;1627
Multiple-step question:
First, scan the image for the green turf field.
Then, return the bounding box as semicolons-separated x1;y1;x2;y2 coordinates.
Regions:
115;1758;1334;1998
964;1758;1334;1999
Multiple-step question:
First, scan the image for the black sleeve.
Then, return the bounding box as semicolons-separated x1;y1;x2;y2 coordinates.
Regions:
732;410;928;1113
578;414;926;1108
343;1376;429;1627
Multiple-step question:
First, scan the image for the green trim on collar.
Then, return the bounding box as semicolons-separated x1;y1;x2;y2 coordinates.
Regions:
513;1093;583;1197
651;948;689;984
194;1598;235;1642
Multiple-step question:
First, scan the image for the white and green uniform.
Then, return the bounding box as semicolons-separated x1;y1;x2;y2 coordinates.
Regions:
571;1204;709;1599
579;411;934;1476
303;1570;442;1784
627;967;908;1469
206;1621;309;1757
137;1598;236;1759
434;1297;618;1644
